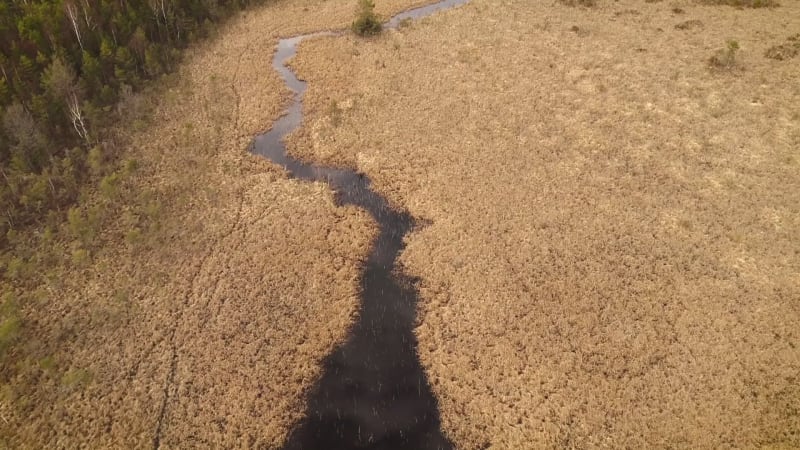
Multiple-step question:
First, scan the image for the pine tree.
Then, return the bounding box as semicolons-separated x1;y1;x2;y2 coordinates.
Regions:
114;47;137;86
0;0;263;232
80;50;101;92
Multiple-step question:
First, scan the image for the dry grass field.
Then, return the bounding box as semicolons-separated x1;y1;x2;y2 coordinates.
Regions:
287;0;800;448
1;0;432;447
4;0;799;448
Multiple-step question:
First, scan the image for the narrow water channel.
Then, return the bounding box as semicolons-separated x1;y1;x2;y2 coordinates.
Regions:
250;1;469;448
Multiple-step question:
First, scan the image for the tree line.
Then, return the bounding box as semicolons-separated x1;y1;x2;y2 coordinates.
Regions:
0;0;264;241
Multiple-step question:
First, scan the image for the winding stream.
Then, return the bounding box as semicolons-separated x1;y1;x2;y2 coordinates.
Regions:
250;1;469;448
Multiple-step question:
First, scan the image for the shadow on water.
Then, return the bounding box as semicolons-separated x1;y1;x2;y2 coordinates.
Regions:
249;1;469;448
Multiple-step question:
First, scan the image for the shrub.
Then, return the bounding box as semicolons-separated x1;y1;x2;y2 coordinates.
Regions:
67;206;101;247
0;315;20;355
0;294;20;355
560;0;597;6
123;159;139;175
125;228;143;248
352;0;382;36
328;101;343;127
38;356;56;373
675;20;704;30
67;207;87;240
765;34;800;60
99;172;121;199
765;43;799;60
709;40;740;69
700;0;778;6
4;257;28;281
61;368;93;391
87;146;106;177
71;247;91;267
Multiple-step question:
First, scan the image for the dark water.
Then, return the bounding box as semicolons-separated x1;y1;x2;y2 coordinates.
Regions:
249;1;469;448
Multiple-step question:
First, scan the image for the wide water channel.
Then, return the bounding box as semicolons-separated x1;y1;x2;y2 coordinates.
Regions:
250;1;469;448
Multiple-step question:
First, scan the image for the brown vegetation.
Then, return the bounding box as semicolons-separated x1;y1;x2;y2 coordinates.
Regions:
287;0;800;447
1;0;433;447
675;19;704;29
5;0;799;446
765;34;800;60
699;0;779;7
560;0;597;7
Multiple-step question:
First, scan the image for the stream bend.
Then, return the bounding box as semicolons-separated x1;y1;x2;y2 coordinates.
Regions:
250;1;469;448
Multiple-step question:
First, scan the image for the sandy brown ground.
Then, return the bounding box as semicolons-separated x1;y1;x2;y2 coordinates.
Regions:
2;0;435;447
288;0;800;447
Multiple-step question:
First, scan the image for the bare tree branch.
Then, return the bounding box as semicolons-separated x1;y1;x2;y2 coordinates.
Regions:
65;2;84;51
68;93;90;145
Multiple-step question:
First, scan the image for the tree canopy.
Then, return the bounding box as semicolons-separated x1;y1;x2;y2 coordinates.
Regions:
0;0;263;238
